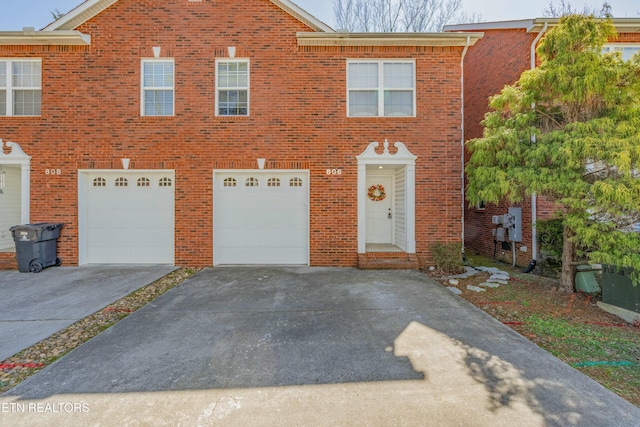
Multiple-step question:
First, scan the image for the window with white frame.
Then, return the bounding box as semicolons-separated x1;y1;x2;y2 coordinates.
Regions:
347;60;415;117
602;44;640;61
141;59;174;116
216;59;249;116
0;59;42;116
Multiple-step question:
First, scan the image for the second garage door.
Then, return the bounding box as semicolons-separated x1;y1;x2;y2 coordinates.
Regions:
214;171;309;265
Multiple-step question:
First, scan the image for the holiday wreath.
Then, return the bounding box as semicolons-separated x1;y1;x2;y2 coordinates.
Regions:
368;184;386;201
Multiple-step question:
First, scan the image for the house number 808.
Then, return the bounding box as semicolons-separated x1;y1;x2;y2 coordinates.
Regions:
326;169;342;175
45;169;61;175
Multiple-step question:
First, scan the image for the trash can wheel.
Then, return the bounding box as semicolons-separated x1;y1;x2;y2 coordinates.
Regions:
29;260;43;273
55;257;62;267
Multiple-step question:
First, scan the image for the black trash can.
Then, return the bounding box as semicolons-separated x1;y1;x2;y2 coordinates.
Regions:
10;223;64;273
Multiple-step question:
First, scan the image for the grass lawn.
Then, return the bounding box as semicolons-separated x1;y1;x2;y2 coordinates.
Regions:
437;254;640;408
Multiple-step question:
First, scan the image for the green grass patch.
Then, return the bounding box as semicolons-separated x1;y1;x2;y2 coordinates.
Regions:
522;314;640;404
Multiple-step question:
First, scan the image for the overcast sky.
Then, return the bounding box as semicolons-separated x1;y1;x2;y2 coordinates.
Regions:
0;0;638;31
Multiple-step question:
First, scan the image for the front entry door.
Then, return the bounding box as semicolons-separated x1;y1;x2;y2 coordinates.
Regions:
366;173;393;244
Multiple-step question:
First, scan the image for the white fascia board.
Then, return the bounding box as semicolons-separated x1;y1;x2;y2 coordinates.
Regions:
43;0;118;31
0;30;91;45
447;18;640;34
270;0;334;32
444;19;534;32
298;32;484;47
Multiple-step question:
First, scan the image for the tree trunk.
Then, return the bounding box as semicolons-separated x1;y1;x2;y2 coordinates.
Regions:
560;225;576;293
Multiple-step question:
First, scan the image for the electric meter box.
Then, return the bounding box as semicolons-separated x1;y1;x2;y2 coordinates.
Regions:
508;207;522;242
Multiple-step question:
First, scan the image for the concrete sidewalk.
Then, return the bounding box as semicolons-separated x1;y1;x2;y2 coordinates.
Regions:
0;266;176;361
2;267;639;426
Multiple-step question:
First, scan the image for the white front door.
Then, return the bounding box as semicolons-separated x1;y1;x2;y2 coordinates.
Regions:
0;165;21;251
366;173;394;244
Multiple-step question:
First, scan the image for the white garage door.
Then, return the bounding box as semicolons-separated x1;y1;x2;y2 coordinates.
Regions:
214;171;309;265
80;171;174;264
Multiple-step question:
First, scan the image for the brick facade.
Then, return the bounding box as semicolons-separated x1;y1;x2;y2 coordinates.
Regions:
0;0;475;268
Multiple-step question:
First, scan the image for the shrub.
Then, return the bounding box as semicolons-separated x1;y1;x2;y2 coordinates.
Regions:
537;218;564;257
430;241;465;275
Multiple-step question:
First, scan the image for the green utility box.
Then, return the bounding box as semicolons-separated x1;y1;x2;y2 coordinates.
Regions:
575;264;601;293
602;265;639;314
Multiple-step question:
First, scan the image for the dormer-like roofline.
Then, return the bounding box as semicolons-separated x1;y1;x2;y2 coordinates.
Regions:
42;0;334;33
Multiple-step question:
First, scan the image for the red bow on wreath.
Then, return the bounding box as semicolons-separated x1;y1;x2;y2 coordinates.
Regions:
368;184;386;201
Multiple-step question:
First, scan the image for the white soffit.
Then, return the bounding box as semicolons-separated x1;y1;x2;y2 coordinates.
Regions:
446;18;640;34
444;19;534;32
297;32;484;47
0;29;90;45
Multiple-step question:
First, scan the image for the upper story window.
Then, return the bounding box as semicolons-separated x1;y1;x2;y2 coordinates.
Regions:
0;59;42;116
347;60;415;117
602;44;640;61
141;59;174;116
216;59;249;116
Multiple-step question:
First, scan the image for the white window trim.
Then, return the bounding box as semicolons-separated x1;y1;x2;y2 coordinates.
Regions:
602;43;640;61
140;58;175;117
347;59;416;118
215;58;250;117
0;58;42;117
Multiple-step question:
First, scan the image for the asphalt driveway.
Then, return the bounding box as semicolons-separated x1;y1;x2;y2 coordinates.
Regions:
0;266;176;361
2;267;639;426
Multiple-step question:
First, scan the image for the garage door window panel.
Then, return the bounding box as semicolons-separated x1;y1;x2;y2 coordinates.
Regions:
268;178;280;187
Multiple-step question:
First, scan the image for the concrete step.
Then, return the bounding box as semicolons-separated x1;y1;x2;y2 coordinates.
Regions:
0;256;17;270
358;252;419;270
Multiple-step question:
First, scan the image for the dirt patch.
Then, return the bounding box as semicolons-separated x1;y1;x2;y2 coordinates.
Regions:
427;256;640;408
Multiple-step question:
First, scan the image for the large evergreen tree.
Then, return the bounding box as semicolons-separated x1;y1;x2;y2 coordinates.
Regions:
466;15;640;292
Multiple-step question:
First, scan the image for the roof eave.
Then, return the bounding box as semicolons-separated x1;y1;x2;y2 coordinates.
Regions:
43;0;335;33
529;17;640;33
445;17;640;34
0;30;91;46
297;32;484;47
270;0;334;32
43;0;118;31
444;19;534;32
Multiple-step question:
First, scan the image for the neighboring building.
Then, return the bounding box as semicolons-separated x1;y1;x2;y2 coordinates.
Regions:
0;0;482;269
445;18;640;267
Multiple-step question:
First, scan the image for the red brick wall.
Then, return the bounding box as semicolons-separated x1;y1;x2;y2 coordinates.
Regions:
0;0;464;268
461;28;537;265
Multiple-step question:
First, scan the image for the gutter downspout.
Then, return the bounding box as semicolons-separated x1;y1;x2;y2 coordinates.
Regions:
529;22;548;267
461;36;471;261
